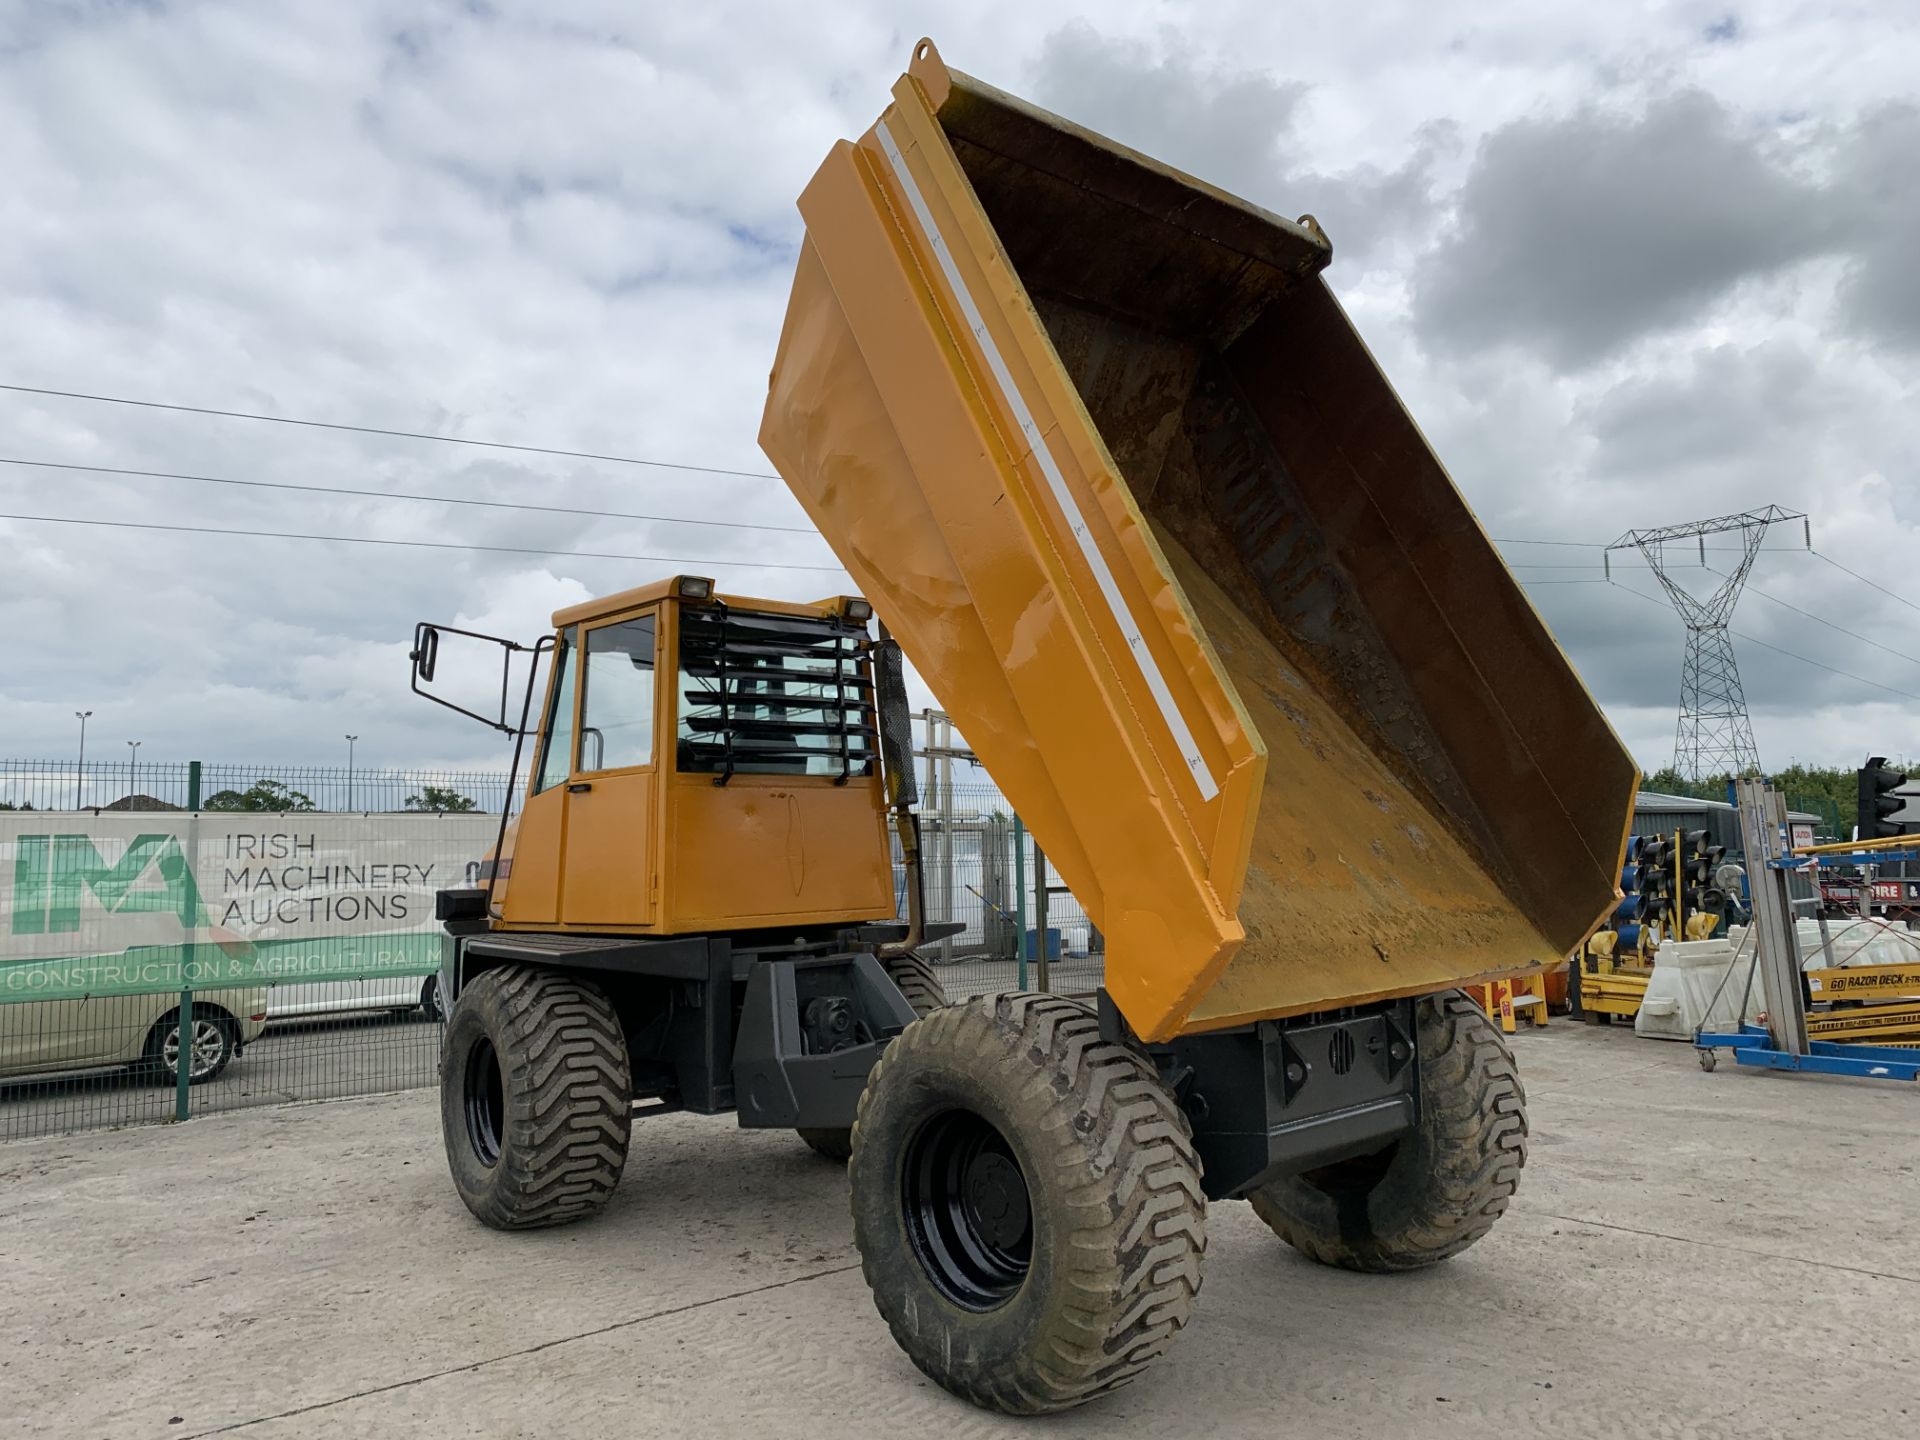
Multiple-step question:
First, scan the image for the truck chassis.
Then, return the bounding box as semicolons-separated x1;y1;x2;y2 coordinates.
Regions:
435;896;1524;1412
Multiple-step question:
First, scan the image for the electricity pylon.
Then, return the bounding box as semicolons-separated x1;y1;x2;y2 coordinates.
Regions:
1606;505;1808;780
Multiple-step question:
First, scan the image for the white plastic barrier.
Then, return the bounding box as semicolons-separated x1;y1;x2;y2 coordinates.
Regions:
1636;933;1762;1042
1790;916;1920;970
1638;917;1920;1042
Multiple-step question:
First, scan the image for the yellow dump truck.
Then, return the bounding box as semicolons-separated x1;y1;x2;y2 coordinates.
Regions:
412;40;1635;1416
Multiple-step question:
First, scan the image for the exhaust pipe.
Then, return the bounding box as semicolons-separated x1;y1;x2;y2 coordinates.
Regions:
872;622;925;960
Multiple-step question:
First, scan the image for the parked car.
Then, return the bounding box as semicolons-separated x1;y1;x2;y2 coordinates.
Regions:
265;972;443;1024
0;987;268;1086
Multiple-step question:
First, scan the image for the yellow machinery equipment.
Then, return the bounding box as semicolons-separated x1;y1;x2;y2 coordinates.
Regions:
1804;963;1920;1044
1464;974;1552;1033
415;40;1637;1416
1577;927;1651;1022
1577;829;1726;1022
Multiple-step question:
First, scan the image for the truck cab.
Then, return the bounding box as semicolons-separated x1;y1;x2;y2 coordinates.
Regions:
475;579;894;936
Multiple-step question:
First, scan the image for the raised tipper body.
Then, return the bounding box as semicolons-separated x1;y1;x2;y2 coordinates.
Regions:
760;40;1637;1043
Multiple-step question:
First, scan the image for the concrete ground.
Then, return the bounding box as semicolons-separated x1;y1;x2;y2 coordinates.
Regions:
3;1023;1916;1440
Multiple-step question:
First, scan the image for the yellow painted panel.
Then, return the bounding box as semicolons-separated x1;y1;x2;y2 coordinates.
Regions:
501;789;563;926
561;770;656;928
663;772;893;932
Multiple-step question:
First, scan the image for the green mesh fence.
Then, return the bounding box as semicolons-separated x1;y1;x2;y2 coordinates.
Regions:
0;802;492;1140
0;742;1099;1141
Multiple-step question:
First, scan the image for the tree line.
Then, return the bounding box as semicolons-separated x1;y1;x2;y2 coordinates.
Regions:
1642;763;1863;833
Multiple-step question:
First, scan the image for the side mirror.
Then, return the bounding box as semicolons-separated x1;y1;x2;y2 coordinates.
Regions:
411;624;441;683
408;620;552;734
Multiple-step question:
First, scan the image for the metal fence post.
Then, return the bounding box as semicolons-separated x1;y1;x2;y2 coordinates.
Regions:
176;798;204;1120
1034;845;1051;994
175;984;193;1122
939;714;955;964
1013;815;1027;990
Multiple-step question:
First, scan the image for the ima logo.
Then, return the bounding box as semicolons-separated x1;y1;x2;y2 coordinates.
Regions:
9;834;209;935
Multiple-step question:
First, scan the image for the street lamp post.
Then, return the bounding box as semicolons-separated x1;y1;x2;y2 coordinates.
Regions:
126;739;141;806
74;711;92;810
345;735;359;812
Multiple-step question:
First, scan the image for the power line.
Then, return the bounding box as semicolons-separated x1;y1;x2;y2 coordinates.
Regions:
1502;532;1907;591
1515;536;1920;654
1643;549;1920;670
0;456;822;537
1728;627;1920;703
1810;549;1920;617
1496;536;1803;553
1593;578;1920;703
0;511;846;574
1706;567;1920;669
0;383;785;482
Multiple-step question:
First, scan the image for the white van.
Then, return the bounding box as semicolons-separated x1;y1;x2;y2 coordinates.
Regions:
264;972;444;1023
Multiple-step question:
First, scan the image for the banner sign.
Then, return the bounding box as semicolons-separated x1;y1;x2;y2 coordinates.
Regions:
0;813;496;1001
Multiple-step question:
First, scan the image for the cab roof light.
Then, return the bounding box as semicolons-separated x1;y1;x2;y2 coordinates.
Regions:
844;597;874;622
677;576;714;600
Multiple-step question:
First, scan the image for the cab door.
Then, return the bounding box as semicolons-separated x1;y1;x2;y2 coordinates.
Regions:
560;610;660;928
500;627;577;926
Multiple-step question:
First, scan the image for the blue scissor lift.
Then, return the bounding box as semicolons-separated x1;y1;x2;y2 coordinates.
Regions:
1694;779;1920;1083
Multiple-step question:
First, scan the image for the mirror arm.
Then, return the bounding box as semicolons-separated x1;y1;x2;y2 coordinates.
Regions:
409;619;540;733
487;632;558;920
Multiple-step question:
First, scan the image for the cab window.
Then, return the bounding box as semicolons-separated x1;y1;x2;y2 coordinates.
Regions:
580;615;657;772
534;628;578;793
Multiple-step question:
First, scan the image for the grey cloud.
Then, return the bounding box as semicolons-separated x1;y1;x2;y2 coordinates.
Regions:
1414;90;1835;369
1833;103;1920;347
4;2;1917;781
1025;24;1442;263
1583;340;1854;487
1027;24;1309;203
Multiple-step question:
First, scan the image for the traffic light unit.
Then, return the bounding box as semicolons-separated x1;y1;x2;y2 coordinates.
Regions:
1856;756;1910;841
1634;833;1672;936
1677;828;1727;939
1626;829;1726;945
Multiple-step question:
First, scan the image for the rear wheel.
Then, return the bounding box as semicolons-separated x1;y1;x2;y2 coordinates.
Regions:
797;952;947;1163
848;993;1205;1414
440;966;631;1230
1248;991;1526;1272
420;973;446;1022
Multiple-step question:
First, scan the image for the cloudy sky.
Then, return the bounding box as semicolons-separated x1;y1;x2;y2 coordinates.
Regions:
2;0;1916;790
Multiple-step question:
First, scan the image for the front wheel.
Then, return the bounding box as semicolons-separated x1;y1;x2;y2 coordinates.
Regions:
1248;991;1526;1273
849;993;1205;1415
440;966;631;1230
142;1008;237;1085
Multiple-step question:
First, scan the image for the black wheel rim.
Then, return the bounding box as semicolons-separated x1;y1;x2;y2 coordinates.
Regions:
464;1035;505;1167
901;1108;1033;1310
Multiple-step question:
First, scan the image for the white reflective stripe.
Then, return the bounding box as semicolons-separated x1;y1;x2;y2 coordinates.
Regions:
874;121;1219;803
